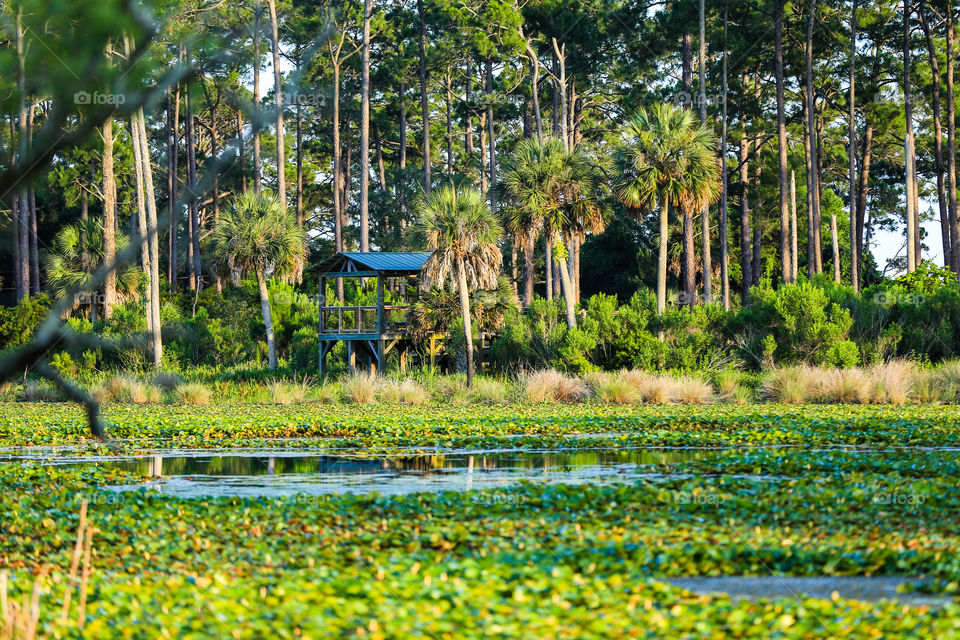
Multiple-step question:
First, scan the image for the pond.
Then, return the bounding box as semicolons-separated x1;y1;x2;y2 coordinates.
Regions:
33;447;757;498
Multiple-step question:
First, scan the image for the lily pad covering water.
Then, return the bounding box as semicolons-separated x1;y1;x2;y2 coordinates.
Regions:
3;403;960;637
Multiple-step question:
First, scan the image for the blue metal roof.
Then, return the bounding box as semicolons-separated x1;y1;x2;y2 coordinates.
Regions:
339;251;433;272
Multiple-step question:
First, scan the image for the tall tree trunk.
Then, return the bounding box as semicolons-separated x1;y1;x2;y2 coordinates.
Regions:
479;111;488;195
267;0;285;203
947;6;959;274
681;31;693;293
486;59;496;214
463;62;473;170
373;121;387;191
359;0;371;252
237;108;246;193
683;204;696;307
295;64;304;228
457;260;475;388
699;0;712;303
791;169;798;280
445;71;454;176
739;135;751;303
523;240;534;307
257;271;278;370
102;116;117;319
551;39;568;149
136;108;162;367
776;0;791;285
417;0;431;194
553;234;577;328
720;3;730;310
27;103;38;296
526;43;543;141
167;89;179;290
10;116;21;301
186;83;201;291
131;110;152;347
332;62;343;256
252;8;262;195
658;199;669;314
15;13;28;299
856;124;874;272
903;0;917;272
850;0;861;289
545;240;553;301
805;0;822;276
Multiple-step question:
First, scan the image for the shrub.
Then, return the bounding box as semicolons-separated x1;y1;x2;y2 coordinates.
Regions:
343;372;378;404
430;374;470;404
21;381;61;402
175;382;211;405
520;369;590;403
714;369;742;398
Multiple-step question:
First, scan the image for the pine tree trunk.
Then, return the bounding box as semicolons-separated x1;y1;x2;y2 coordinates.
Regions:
720;3;730;310
805;1;822;275
252;9;262;195
526;43;543;141
554;234;577;328
856;125;874;272
903;0;917;272
296;67;304;228
850;0;861;289
776;0;792;285
186;84;201;290
545;241;553;301
267;0;285;203
168;92;179;290
947;8;959;273
417;0;430;194
359;0;371;252
102;115;117;318
698;0;712;303
791;170;798;280
445;72;454;176
137;108;163;367
739;135;751;303
486;59;496;214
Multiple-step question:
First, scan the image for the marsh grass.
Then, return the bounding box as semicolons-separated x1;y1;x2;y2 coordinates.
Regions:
675;376;713;404
379;379;430;405
343;372;378;404
92;376;159;404
584;372;641;404
470;378;511;405
174;382;211;405
520;370;590;403
761;366;818;404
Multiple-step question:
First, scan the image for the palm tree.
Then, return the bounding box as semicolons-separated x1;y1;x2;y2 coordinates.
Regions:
414;185;502;388
499;137;604;329
614;103;720;314
46;219;139;319
210;192;307;370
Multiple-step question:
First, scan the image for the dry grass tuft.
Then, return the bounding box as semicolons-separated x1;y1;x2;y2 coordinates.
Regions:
817;369;870;404
20;381;62;403
585;372;641;404
379;379;429;405
174;382;211;405
520;369;590;403
675;376;713;404
92;376;159;404
151;371;184;392
866;360;915;404
633;374;678;404
470;378;510;405
343;372;378;404
761;366;819;404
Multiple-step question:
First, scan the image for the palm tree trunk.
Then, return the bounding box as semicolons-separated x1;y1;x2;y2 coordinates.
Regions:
457;260;475;388
359;0;371;252
257;271;278;370
523;241;534;307
658;198;669;314
545;241;553;301
267;0;285;203
555;236;577;328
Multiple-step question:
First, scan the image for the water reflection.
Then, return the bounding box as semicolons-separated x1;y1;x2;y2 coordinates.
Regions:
97;448;719;498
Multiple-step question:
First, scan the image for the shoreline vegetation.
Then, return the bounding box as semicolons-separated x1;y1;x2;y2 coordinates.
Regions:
4;360;959;408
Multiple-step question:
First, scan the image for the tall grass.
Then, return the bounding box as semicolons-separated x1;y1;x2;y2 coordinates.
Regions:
520;370;590;403
343;372;378;404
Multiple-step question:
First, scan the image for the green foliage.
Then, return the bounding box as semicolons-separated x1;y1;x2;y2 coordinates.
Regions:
0;294;50;348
